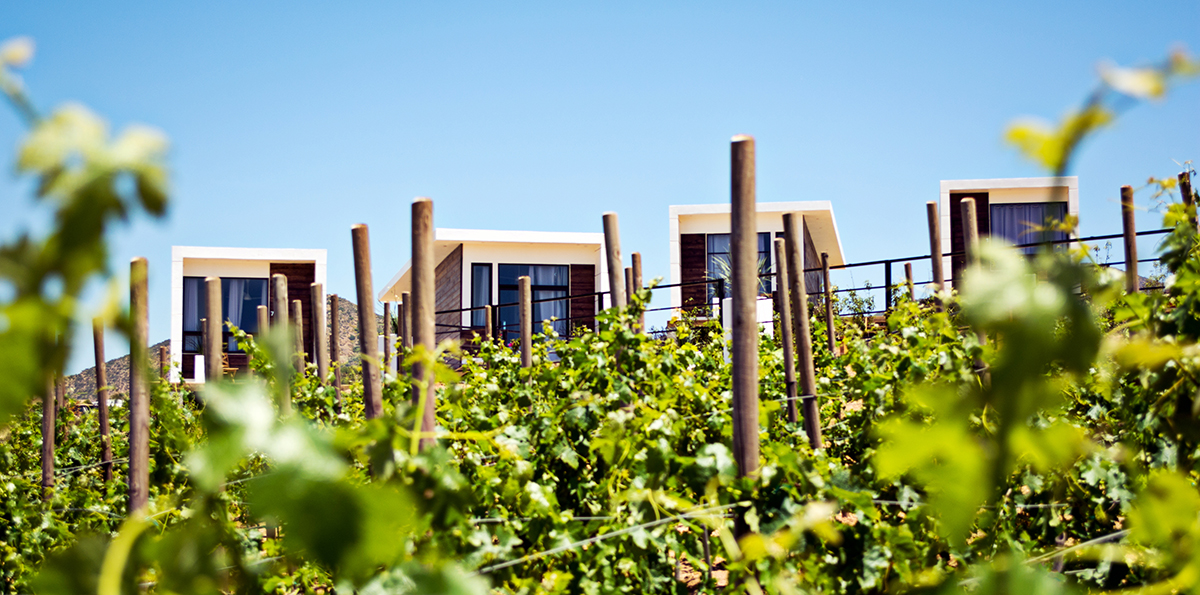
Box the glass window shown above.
[705,232,772,301]
[471,264,492,327]
[497,264,570,338]
[182,277,269,353]
[990,203,1069,255]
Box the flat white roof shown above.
[940,176,1078,192]
[172,246,326,262]
[668,200,837,217]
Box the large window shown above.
[182,277,269,353]
[471,263,492,327]
[497,264,569,337]
[706,232,772,301]
[990,202,1068,254]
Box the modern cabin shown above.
[377,229,609,342]
[667,201,845,315]
[170,246,327,383]
[938,177,1079,286]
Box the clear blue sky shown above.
[2,2,1197,374]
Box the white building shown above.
[169,246,327,382]
[377,229,608,342]
[938,177,1079,286]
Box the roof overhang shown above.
[669,200,845,266]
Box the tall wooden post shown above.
[158,345,167,379]
[926,201,944,305]
[93,319,112,483]
[56,375,65,410]
[730,135,760,485]
[1121,186,1138,293]
[624,267,635,327]
[1181,170,1197,231]
[822,252,835,354]
[351,224,383,419]
[482,305,493,340]
[290,299,304,373]
[329,294,342,399]
[962,198,980,267]
[41,376,54,499]
[311,283,329,383]
[784,214,822,450]
[272,274,289,330]
[632,251,645,330]
[884,262,893,314]
[383,302,393,375]
[256,305,269,343]
[411,199,437,449]
[519,276,532,367]
[205,277,223,383]
[774,239,799,423]
[400,291,412,349]
[905,262,915,301]
[128,257,149,514]
[602,212,625,309]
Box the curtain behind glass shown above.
[534,289,568,335]
[990,203,1068,255]
[471,264,491,327]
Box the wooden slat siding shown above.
[434,244,463,344]
[182,353,195,380]
[680,234,707,313]
[270,263,316,362]
[569,264,596,334]
[802,219,823,297]
[949,193,989,286]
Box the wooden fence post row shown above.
[411,198,437,451]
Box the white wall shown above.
[457,242,604,328]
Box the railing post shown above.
[822,252,834,354]
[926,201,944,309]
[774,239,799,424]
[205,277,223,383]
[411,198,437,450]
[352,224,383,419]
[883,262,892,315]
[128,257,149,515]
[784,213,822,450]
[730,135,760,500]
[1121,185,1138,293]
[311,283,329,383]
[93,318,112,483]
[603,212,625,310]
[519,276,532,367]
[905,262,914,301]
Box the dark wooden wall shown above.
[802,220,824,296]
[569,264,596,333]
[949,192,990,286]
[434,244,463,343]
[680,234,707,312]
[269,262,316,362]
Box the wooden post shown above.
[158,345,167,379]
[56,374,65,410]
[632,251,645,330]
[1181,170,1197,231]
[784,214,822,450]
[411,199,436,449]
[383,302,393,375]
[41,376,54,499]
[351,224,383,418]
[93,319,112,483]
[311,283,329,383]
[774,239,799,423]
[205,277,223,383]
[329,294,342,399]
[290,299,304,373]
[1121,185,1138,293]
[961,197,980,268]
[400,291,412,349]
[128,257,149,514]
[272,274,289,329]
[602,212,625,309]
[905,262,915,301]
[822,252,835,354]
[730,135,759,484]
[256,305,269,343]
[482,305,493,340]
[926,201,944,305]
[884,262,893,314]
[624,267,635,326]
[519,276,532,367]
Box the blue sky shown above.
[2,2,1197,374]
